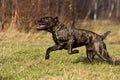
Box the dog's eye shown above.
[45,19,49,22]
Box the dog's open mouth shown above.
[36,23,46,29]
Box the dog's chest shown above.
[53,29,72,42]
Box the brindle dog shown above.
[35,16,116,65]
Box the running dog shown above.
[35,16,116,65]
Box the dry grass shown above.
[0,25,120,80]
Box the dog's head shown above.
[35,16,59,31]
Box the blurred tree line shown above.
[0,0,120,32]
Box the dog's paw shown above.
[91,61,96,65]
[73,50,79,54]
[69,50,79,55]
[111,57,117,66]
[45,55,50,60]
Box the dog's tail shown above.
[102,31,111,40]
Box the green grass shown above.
[0,25,120,80]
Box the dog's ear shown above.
[54,17,59,23]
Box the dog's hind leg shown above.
[94,41,116,65]
[101,42,116,65]
[103,49,116,66]
[86,50,96,64]
[86,45,95,64]
[94,41,108,61]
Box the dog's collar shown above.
[55,23,63,32]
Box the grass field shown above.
[0,25,120,80]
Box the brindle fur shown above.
[35,16,116,65]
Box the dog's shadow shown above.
[72,57,90,64]
[72,57,120,66]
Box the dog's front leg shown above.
[45,44,63,59]
[67,40,79,55]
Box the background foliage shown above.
[0,0,120,32]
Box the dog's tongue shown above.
[39,23,45,26]
[37,23,45,29]
[40,25,44,27]
[39,23,43,26]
